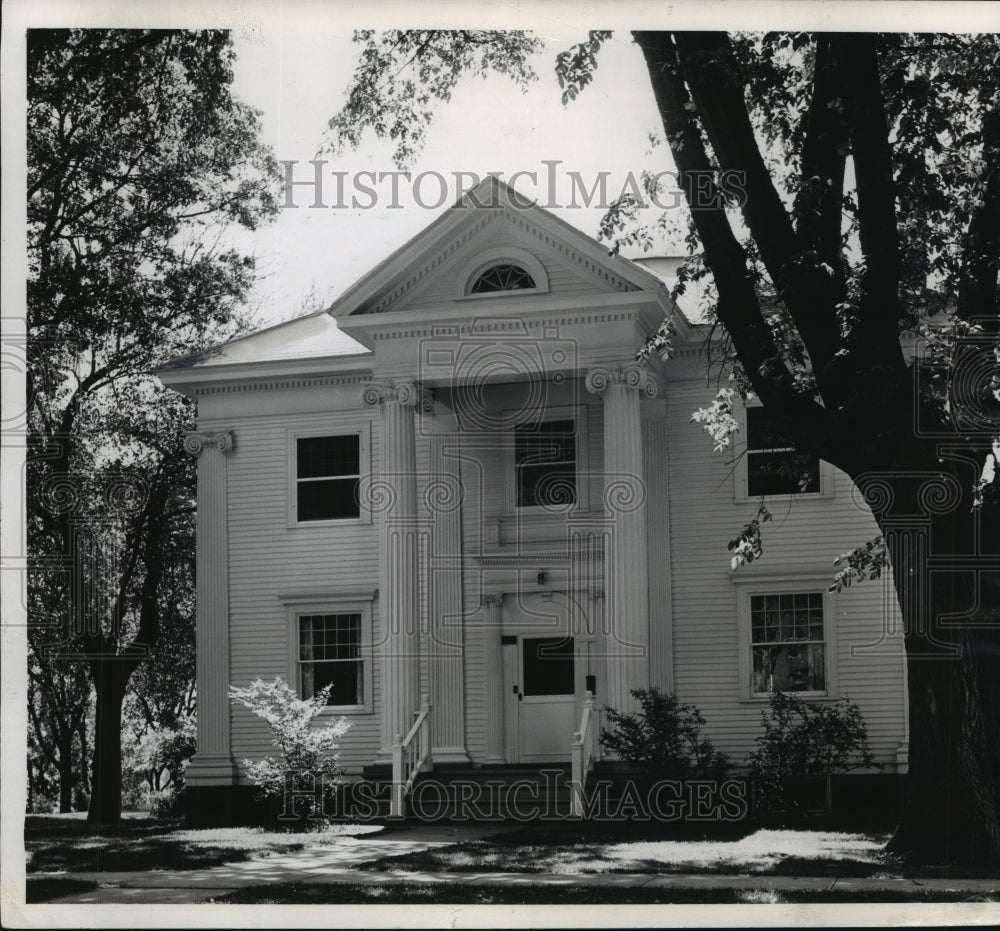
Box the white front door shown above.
[517,635,576,762]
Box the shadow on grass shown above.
[209,881,998,906]
[24,815,309,874]
[361,840,895,879]
[26,877,101,903]
[26,837,271,874]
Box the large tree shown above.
[324,29,1000,863]
[27,28,280,826]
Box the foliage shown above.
[690,387,742,453]
[228,677,351,822]
[600,688,730,781]
[745,692,877,812]
[323,30,543,167]
[126,713,196,791]
[727,500,773,570]
[26,27,280,824]
[555,31,613,105]
[829,535,889,593]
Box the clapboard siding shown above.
[664,379,905,764]
[208,398,382,775]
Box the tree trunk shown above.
[86,667,127,828]
[873,469,1000,864]
[58,735,75,813]
[891,628,1000,863]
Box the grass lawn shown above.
[360,825,998,880]
[24,813,383,874]
[25,877,101,903]
[208,881,998,905]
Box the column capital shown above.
[585,363,657,399]
[362,380,434,413]
[483,592,505,609]
[184,430,234,456]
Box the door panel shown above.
[518,636,576,762]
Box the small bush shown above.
[745,691,877,812]
[600,688,730,780]
[228,676,351,824]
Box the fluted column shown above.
[586,363,656,715]
[427,433,469,763]
[481,593,506,764]
[363,381,431,762]
[184,430,237,785]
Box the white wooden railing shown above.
[390,694,432,818]
[570,690,599,817]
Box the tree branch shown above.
[634,31,833,456]
[794,35,849,291]
[673,31,843,376]
[840,34,908,371]
[958,107,1000,325]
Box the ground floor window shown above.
[298,612,363,706]
[749,592,826,694]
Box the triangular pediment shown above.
[328,177,666,318]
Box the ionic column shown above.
[184,430,237,785]
[586,363,655,715]
[481,593,506,764]
[363,381,431,762]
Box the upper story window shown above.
[469,263,536,294]
[745,406,820,497]
[515,419,577,508]
[295,434,361,521]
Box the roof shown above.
[156,309,369,372]
[157,176,702,379]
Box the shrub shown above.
[228,676,351,824]
[600,688,730,780]
[127,716,197,793]
[744,691,878,813]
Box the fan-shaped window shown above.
[469,263,536,294]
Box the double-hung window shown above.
[282,594,374,713]
[298,612,364,706]
[514,419,577,508]
[749,591,826,695]
[294,433,361,522]
[745,406,820,497]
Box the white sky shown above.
[226,16,677,328]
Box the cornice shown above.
[342,292,665,346]
[192,372,372,397]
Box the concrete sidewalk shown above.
[31,867,1000,904]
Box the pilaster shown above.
[481,593,506,765]
[183,429,237,785]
